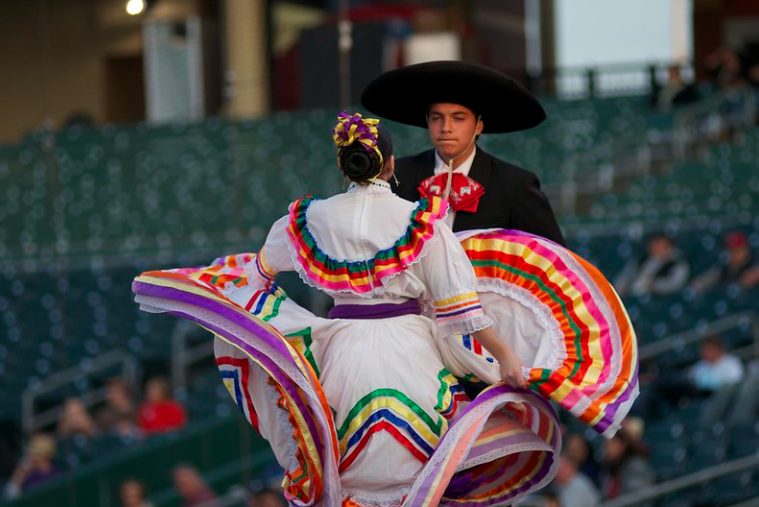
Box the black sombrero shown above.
[360,60,545,134]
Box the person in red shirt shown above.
[136,377,187,434]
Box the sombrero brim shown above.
[360,60,546,134]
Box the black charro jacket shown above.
[391,148,566,246]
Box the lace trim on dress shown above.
[346,180,393,195]
[243,251,276,290]
[436,312,494,339]
[475,278,567,371]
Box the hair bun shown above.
[339,144,381,182]
[343,152,372,178]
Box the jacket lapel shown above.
[416,150,436,184]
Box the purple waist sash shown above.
[327,300,422,320]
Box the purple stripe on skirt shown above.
[328,300,422,320]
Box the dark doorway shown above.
[105,55,145,124]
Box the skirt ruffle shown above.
[446,230,639,437]
[132,227,639,505]
[132,258,561,506]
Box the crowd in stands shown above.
[116,468,287,507]
[650,43,759,157]
[3,376,188,501]
[652,44,759,109]
[615,230,759,297]
[2,373,289,506]
[616,229,759,426]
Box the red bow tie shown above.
[418,172,485,213]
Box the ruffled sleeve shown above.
[244,215,294,289]
[420,223,493,337]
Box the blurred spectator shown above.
[652,64,699,111]
[563,433,600,487]
[111,414,143,440]
[615,233,690,297]
[137,377,188,435]
[620,416,645,443]
[249,487,287,507]
[552,453,600,507]
[3,434,62,500]
[173,464,218,507]
[703,47,748,91]
[543,490,561,507]
[599,429,654,501]
[120,478,154,507]
[57,398,98,440]
[640,335,745,419]
[702,46,757,138]
[96,378,137,434]
[690,335,745,393]
[690,231,759,292]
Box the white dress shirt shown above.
[433,147,477,229]
[689,354,745,391]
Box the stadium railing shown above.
[21,349,140,434]
[170,319,212,392]
[638,310,759,361]
[601,454,759,507]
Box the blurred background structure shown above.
[0,0,759,506]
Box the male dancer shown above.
[361,60,565,245]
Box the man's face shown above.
[700,342,722,363]
[648,237,672,259]
[173,469,200,497]
[426,103,483,161]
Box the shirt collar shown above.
[434,146,477,177]
[347,179,392,194]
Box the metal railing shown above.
[601,454,759,507]
[171,319,214,391]
[639,310,759,361]
[524,61,695,100]
[728,496,759,507]
[21,349,140,434]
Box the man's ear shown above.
[475,117,484,136]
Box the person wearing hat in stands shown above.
[361,60,565,246]
[690,230,759,292]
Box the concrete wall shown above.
[0,0,197,144]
